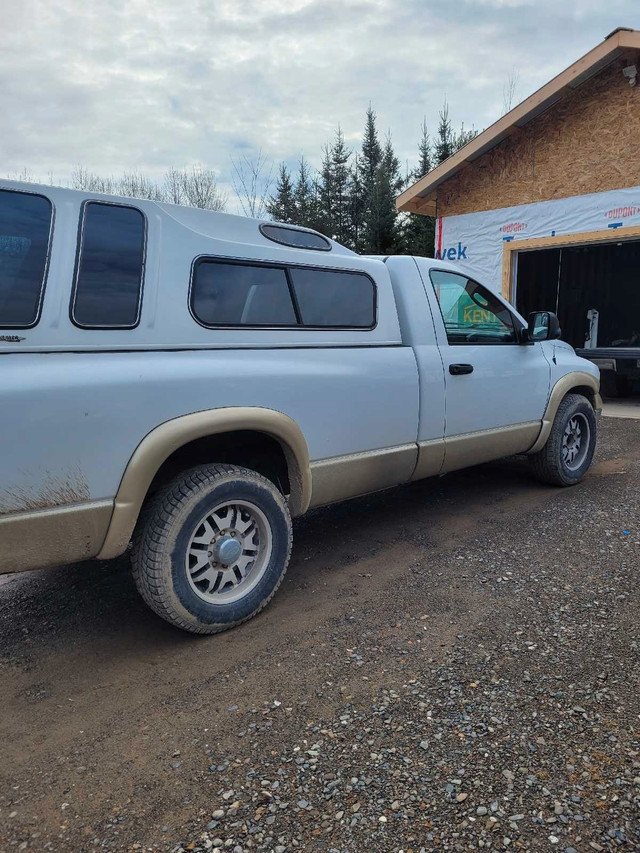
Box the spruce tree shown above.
[360,106,384,253]
[361,105,383,190]
[329,127,352,246]
[293,156,316,228]
[415,117,432,178]
[434,100,455,165]
[266,163,297,223]
[317,127,352,246]
[349,153,365,253]
[264,103,476,256]
[405,118,435,257]
[317,144,334,236]
[375,134,404,254]
[455,122,478,151]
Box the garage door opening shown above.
[515,238,640,397]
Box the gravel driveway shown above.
[1,418,638,853]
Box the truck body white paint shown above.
[0,179,600,581]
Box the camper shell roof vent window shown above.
[260,223,331,252]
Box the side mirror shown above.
[526,311,561,342]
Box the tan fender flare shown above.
[527,371,602,455]
[97,407,311,560]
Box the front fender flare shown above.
[527,371,602,455]
[97,407,311,560]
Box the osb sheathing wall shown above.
[437,58,640,218]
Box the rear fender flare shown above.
[97,407,311,560]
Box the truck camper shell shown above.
[0,179,402,353]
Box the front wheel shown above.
[131,464,292,634]
[529,393,597,486]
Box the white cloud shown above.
[0,0,636,208]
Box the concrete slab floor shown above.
[602,397,640,419]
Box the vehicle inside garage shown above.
[515,239,640,395]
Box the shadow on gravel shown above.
[0,454,543,661]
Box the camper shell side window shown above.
[190,257,377,330]
[71,201,146,329]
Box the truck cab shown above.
[383,255,600,475]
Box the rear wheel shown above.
[529,393,597,486]
[131,464,292,634]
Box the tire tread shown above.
[131,464,292,634]
[529,393,596,486]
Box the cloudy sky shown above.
[1,0,637,208]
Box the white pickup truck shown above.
[0,180,601,633]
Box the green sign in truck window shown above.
[430,269,515,344]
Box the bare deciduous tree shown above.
[117,172,164,201]
[66,164,227,211]
[5,167,37,183]
[503,67,520,114]
[231,149,274,219]
[178,165,228,211]
[70,166,115,194]
[163,167,184,205]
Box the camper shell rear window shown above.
[0,188,53,328]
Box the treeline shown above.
[69,165,228,211]
[267,103,476,256]
[8,101,476,257]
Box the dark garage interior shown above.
[515,239,640,397]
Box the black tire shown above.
[131,464,292,634]
[529,393,597,486]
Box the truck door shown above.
[416,263,551,471]
[383,256,447,479]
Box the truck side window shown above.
[191,260,297,326]
[430,269,515,344]
[0,189,52,328]
[191,260,376,329]
[72,202,145,328]
[289,267,375,328]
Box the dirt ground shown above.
[1,418,638,853]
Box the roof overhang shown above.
[397,27,640,216]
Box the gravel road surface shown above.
[1,418,638,853]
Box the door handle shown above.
[449,363,474,375]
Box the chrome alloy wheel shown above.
[185,500,273,604]
[562,413,590,471]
